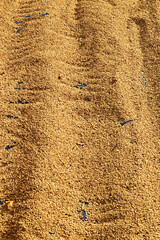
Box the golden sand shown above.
[0,0,159,239]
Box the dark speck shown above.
[17,99,29,104]
[6,115,18,119]
[120,120,133,126]
[81,83,87,88]
[82,210,86,221]
[18,99,23,104]
[74,83,87,89]
[0,201,6,206]
[15,21,23,24]
[41,13,49,17]
[25,15,33,18]
[6,115,13,118]
[5,145,15,151]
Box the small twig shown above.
[5,201,14,210]
[16,26,26,34]
[76,142,85,146]
[111,144,117,151]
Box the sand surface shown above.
[0,0,160,239]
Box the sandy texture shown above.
[0,0,160,239]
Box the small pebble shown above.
[6,201,14,210]
[76,142,84,146]
[84,96,92,101]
